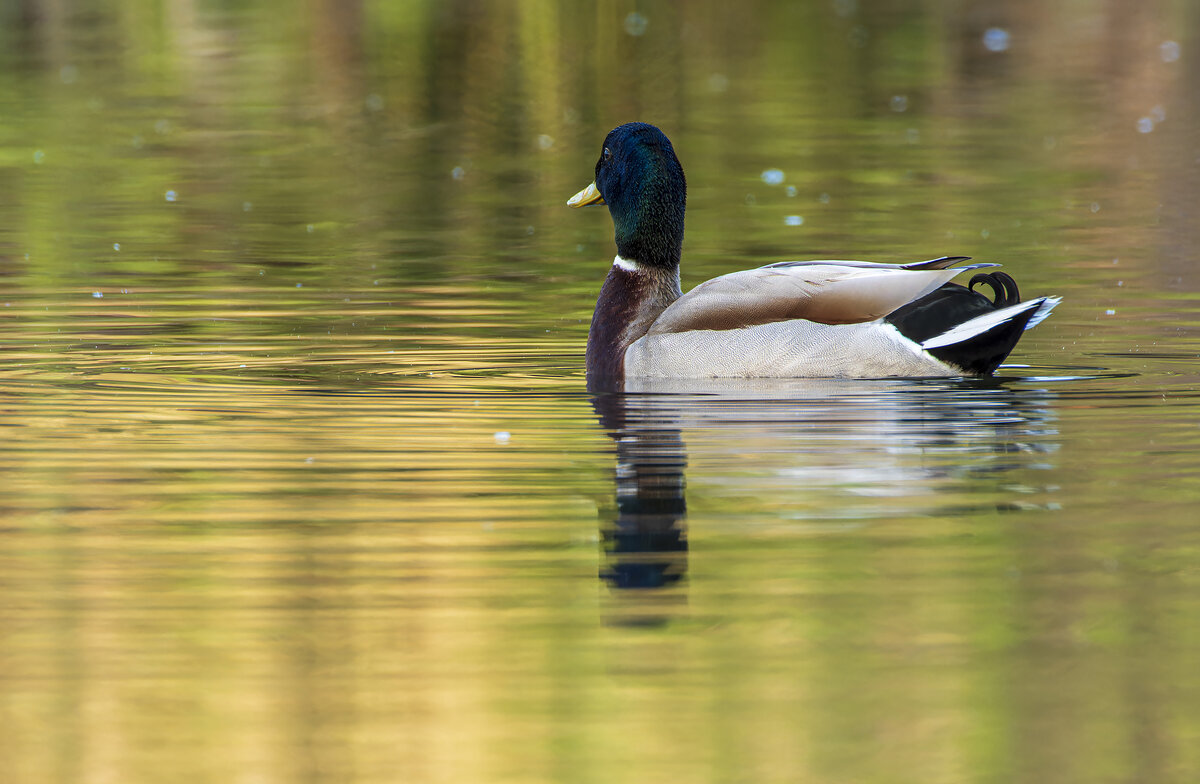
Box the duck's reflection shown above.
[592,376,1068,599]
[592,393,689,589]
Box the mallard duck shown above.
[568,123,1060,389]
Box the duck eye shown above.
[603,147,612,162]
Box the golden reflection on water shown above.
[3,0,1200,781]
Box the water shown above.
[2,2,1199,782]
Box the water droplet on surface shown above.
[890,95,908,112]
[983,28,1010,52]
[1161,40,1180,63]
[1090,202,1100,213]
[306,224,314,233]
[113,243,120,251]
[451,166,465,180]
[32,150,45,164]
[537,134,554,150]
[296,283,303,288]
[623,12,648,36]
[1106,309,1116,316]
[761,168,785,185]
[819,192,831,204]
[165,190,177,202]
[92,292,103,298]
[494,431,512,444]
[785,185,797,197]
[243,201,253,212]
[1137,117,1155,133]
[784,215,805,226]
[980,229,990,239]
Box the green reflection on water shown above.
[2,1,1200,783]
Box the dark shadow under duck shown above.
[569,122,1060,391]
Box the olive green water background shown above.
[2,1,1200,782]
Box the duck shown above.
[568,122,1060,389]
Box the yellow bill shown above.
[567,182,605,208]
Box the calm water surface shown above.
[2,2,1199,783]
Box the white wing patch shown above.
[921,297,1061,350]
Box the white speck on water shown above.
[537,134,555,150]
[980,229,990,239]
[33,150,45,164]
[1151,105,1166,123]
[165,189,177,202]
[154,118,171,135]
[1113,257,1120,264]
[243,201,253,212]
[784,215,805,226]
[1137,116,1155,133]
[623,12,648,36]
[707,73,729,93]
[526,225,535,235]
[494,431,512,444]
[365,93,384,112]
[60,64,78,84]
[1117,280,1124,286]
[92,291,103,298]
[451,166,465,180]
[744,193,757,205]
[1090,202,1101,213]
[906,128,920,144]
[785,185,797,197]
[113,243,120,251]
[1161,40,1180,63]
[306,224,314,233]
[240,364,246,368]
[576,244,585,252]
[259,269,265,275]
[819,192,831,204]
[373,280,379,285]
[983,27,1010,52]
[890,95,908,112]
[1106,309,1116,315]
[761,168,785,185]
[296,283,302,288]
[131,135,143,149]
[304,457,315,464]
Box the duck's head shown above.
[568,122,686,270]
